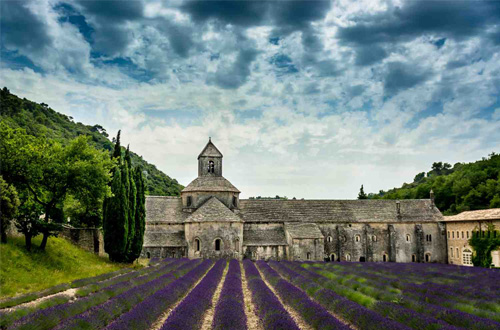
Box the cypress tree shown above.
[103,167,129,262]
[130,166,146,261]
[113,130,122,160]
[124,145,136,261]
[358,185,368,199]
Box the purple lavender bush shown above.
[105,259,213,330]
[212,259,247,330]
[161,259,226,330]
[243,259,300,330]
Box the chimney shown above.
[396,200,401,219]
[430,189,435,206]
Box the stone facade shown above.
[443,209,500,267]
[60,225,105,256]
[142,139,447,263]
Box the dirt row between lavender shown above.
[149,262,216,330]
[240,262,264,330]
[254,263,313,330]
[200,262,229,329]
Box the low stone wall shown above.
[59,225,105,256]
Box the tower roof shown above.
[182,176,240,193]
[198,138,223,159]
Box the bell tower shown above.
[198,137,223,177]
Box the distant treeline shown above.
[367,154,500,215]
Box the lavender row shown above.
[55,259,196,330]
[300,263,500,330]
[161,259,226,330]
[9,259,188,330]
[257,261,350,330]
[243,259,300,330]
[212,260,247,330]
[281,262,411,330]
[106,259,213,330]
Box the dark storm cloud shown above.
[75,0,144,56]
[384,62,431,96]
[209,48,259,89]
[0,1,52,52]
[181,1,269,27]
[355,45,387,66]
[339,1,500,65]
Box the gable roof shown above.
[146,196,187,223]
[182,176,240,193]
[285,222,323,239]
[198,139,223,159]
[185,197,242,223]
[238,199,442,223]
[443,208,500,222]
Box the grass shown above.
[0,235,130,299]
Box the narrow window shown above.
[461,231,464,239]
[429,234,432,242]
[215,238,221,251]
[456,248,459,258]
[187,196,192,207]
[456,231,459,238]
[372,235,377,242]
[448,231,450,238]
[412,255,416,262]
[450,247,454,257]
[452,232,454,239]
[307,252,311,260]
[232,196,237,207]
[355,235,360,242]
[467,231,469,239]
[195,238,200,252]
[327,236,332,242]
[406,234,411,242]
[208,160,215,173]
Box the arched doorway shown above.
[215,238,221,251]
[425,253,431,263]
[194,238,201,252]
[359,256,366,262]
[307,252,311,260]
[330,253,336,262]
[383,254,388,262]
[146,252,151,259]
[412,254,416,262]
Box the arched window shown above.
[330,253,336,262]
[215,238,221,251]
[457,231,460,238]
[428,234,432,242]
[452,231,454,239]
[146,252,151,259]
[208,160,215,173]
[345,253,351,261]
[450,247,454,257]
[187,196,192,207]
[467,231,469,239]
[327,236,333,242]
[307,252,311,260]
[412,254,416,262]
[406,234,411,242]
[456,248,459,259]
[195,238,201,252]
[383,254,388,262]
[235,238,239,252]
[355,235,360,242]
[232,196,237,207]
[425,253,431,262]
[461,231,464,239]
[448,231,450,238]
[372,235,377,242]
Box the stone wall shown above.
[59,225,105,256]
[141,246,186,259]
[185,221,243,259]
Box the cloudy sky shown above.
[1,0,499,199]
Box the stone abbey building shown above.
[142,139,447,262]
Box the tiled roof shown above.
[143,231,186,247]
[198,139,223,159]
[145,196,187,223]
[185,197,242,223]
[243,227,287,246]
[238,199,442,223]
[443,208,500,222]
[182,176,240,193]
[285,222,323,239]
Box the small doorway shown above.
[215,238,221,251]
[330,253,336,262]
[307,252,311,260]
[425,253,431,263]
[195,238,200,252]
[383,254,387,262]
[146,252,151,259]
[359,256,366,262]
[412,254,416,262]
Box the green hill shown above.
[0,235,129,298]
[0,87,183,196]
[369,153,500,215]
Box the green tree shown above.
[358,185,368,199]
[469,224,500,268]
[0,175,20,243]
[103,166,129,262]
[15,196,42,251]
[129,166,146,261]
[413,172,425,183]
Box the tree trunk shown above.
[39,232,48,250]
[26,234,32,251]
[1,229,7,243]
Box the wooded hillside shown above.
[0,87,183,196]
[369,154,500,215]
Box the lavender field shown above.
[1,259,499,330]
